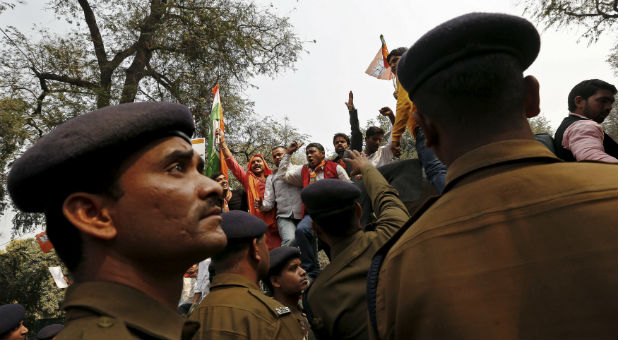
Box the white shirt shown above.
[194,258,211,302]
[260,168,304,219]
[366,129,394,168]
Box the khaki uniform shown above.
[190,273,306,339]
[57,281,198,340]
[369,140,618,339]
[304,165,410,339]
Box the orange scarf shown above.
[308,160,327,184]
[246,154,280,249]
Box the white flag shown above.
[48,266,68,288]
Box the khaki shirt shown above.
[190,273,306,339]
[57,281,198,340]
[305,165,410,339]
[371,139,618,339]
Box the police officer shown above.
[367,12,618,339]
[7,102,228,339]
[266,247,311,339]
[0,304,28,340]
[190,211,306,339]
[301,151,409,339]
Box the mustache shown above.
[199,195,224,217]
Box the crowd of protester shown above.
[2,12,617,340]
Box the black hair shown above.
[306,142,325,153]
[567,79,617,112]
[413,53,526,129]
[365,126,385,138]
[209,172,224,180]
[45,158,124,273]
[387,47,407,63]
[312,205,358,237]
[271,145,286,152]
[211,234,264,272]
[332,133,350,145]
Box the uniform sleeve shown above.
[563,120,618,163]
[336,164,352,182]
[361,164,410,245]
[225,156,251,188]
[261,176,275,212]
[349,108,363,152]
[279,154,304,187]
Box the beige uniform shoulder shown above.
[56,315,141,340]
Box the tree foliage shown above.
[0,0,305,235]
[528,114,555,135]
[521,0,618,71]
[0,239,67,332]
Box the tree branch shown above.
[37,72,99,89]
[77,0,108,69]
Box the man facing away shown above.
[278,141,351,280]
[7,103,228,339]
[190,211,306,340]
[554,79,618,163]
[256,146,303,247]
[367,13,618,339]
[301,151,409,339]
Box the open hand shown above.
[344,150,372,174]
[345,91,355,111]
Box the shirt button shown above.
[97,316,114,328]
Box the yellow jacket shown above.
[392,79,419,142]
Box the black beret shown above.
[8,102,195,213]
[221,211,267,242]
[301,179,360,218]
[36,324,63,340]
[268,246,301,278]
[0,304,24,334]
[397,12,540,98]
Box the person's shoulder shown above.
[57,315,140,340]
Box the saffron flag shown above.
[35,231,53,253]
[365,34,394,80]
[205,84,228,178]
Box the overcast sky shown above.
[1,0,617,246]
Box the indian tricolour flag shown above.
[205,84,228,178]
[365,34,394,80]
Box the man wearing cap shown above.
[190,211,306,340]
[266,247,311,339]
[367,13,618,339]
[7,102,228,339]
[301,150,410,339]
[0,304,28,340]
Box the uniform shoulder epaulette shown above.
[247,289,291,318]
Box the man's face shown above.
[306,147,325,169]
[214,174,229,191]
[333,136,348,154]
[365,134,384,155]
[250,157,265,176]
[388,56,402,74]
[581,89,615,123]
[109,136,227,264]
[271,147,286,167]
[5,321,28,340]
[272,258,308,296]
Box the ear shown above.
[524,75,541,118]
[63,193,117,240]
[413,108,438,148]
[355,202,362,219]
[311,221,322,239]
[270,275,281,289]
[252,237,263,262]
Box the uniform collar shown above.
[62,281,192,339]
[209,273,260,291]
[444,139,561,193]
